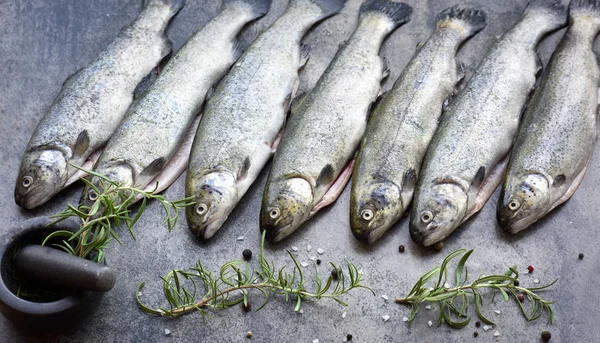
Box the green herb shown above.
[42,165,194,263]
[395,249,556,328]
[136,232,374,317]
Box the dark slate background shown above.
[1,0,598,342]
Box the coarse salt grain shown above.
[381,295,389,300]
[534,279,540,284]
[425,305,432,310]
[402,316,408,322]
[428,321,433,327]
[494,310,501,314]
[309,256,315,261]
[300,262,309,268]
[383,315,390,322]
[494,331,500,337]
[292,246,298,252]
[483,325,492,332]
[137,291,143,297]
[317,248,325,255]
[164,329,170,335]
[237,236,244,241]
[299,309,304,314]
[313,339,319,343]
[444,282,450,289]
[342,312,347,318]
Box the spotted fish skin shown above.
[498,0,600,233]
[260,0,413,242]
[350,6,487,245]
[185,0,345,240]
[14,0,184,209]
[80,0,271,209]
[409,0,567,247]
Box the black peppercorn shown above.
[513,280,519,287]
[242,249,252,261]
[579,253,584,260]
[346,334,353,341]
[475,321,480,328]
[473,332,478,338]
[331,268,339,280]
[316,259,321,265]
[398,245,405,253]
[541,330,551,341]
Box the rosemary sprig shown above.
[136,232,374,317]
[395,249,557,328]
[42,165,194,263]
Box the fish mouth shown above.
[498,214,538,234]
[351,221,392,245]
[15,190,53,210]
[262,216,296,242]
[410,222,449,247]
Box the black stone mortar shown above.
[0,217,105,332]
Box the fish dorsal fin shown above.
[316,164,335,188]
[553,174,566,188]
[73,130,90,158]
[402,168,417,192]
[467,166,485,209]
[140,157,167,179]
[300,44,311,67]
[238,156,251,181]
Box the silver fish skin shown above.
[498,0,600,234]
[350,6,487,245]
[185,0,346,240]
[260,0,413,242]
[14,0,184,209]
[409,0,567,247]
[81,0,271,207]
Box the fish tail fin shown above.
[292,0,347,20]
[143,0,185,17]
[359,0,413,29]
[437,6,487,39]
[524,0,567,31]
[224,0,272,20]
[570,0,600,29]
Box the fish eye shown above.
[21,176,33,188]
[88,189,99,201]
[268,207,280,219]
[196,203,208,215]
[508,199,521,211]
[361,209,374,221]
[421,211,434,224]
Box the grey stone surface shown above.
[0,0,597,342]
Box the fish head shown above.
[186,171,238,240]
[350,180,403,244]
[80,162,135,210]
[410,182,468,247]
[260,177,313,242]
[15,149,68,209]
[497,172,550,233]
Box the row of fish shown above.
[15,0,600,248]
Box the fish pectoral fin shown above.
[232,39,244,61]
[402,168,417,192]
[382,57,390,80]
[73,130,90,159]
[465,157,509,220]
[552,174,566,188]
[238,156,251,182]
[65,148,104,187]
[139,114,202,200]
[550,166,588,212]
[271,128,283,153]
[139,157,167,183]
[310,159,355,217]
[457,61,466,83]
[300,44,311,68]
[466,166,486,218]
[316,164,335,188]
[289,92,308,118]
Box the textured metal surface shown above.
[0,1,598,342]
